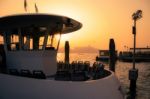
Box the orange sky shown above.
[0,0,150,51]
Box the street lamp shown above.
[129,10,142,93]
[132,10,142,21]
[132,10,142,69]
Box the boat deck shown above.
[0,61,112,81]
[0,69,111,82]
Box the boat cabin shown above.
[0,14,82,77]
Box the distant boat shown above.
[96,50,109,61]
[96,50,118,62]
[119,47,150,62]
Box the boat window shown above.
[21,27,45,51]
[5,29,32,51]
[45,35,58,50]
[0,35,4,44]
[23,36,33,50]
[39,36,44,50]
[5,27,61,51]
[6,31,19,51]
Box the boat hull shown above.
[96,56,109,62]
[0,73,124,99]
[119,56,150,62]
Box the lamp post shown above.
[129,10,142,93]
[132,10,142,69]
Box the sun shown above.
[61,34,72,41]
[55,34,72,42]
[55,33,73,48]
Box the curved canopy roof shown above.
[0,14,82,35]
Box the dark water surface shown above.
[57,53,150,99]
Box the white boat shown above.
[119,48,150,62]
[96,50,118,62]
[96,50,110,61]
[0,14,124,99]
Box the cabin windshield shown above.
[4,27,61,51]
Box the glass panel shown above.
[21,26,46,51]
[39,36,44,50]
[10,35,19,51]
[6,30,20,51]
[23,36,31,50]
[0,35,4,44]
[45,34,60,50]
[11,35,19,43]
[4,27,61,51]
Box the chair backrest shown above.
[9,69,19,76]
[20,69,32,77]
[33,70,46,79]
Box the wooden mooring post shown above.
[109,38,117,72]
[65,41,70,64]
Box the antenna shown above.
[24,0,27,12]
[24,0,39,13]
[35,3,39,13]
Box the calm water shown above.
[57,53,150,99]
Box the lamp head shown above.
[132,10,142,21]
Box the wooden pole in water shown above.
[109,38,117,72]
[65,41,70,64]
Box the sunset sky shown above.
[0,0,150,51]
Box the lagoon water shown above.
[57,53,150,99]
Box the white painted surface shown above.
[6,50,57,76]
[0,73,124,99]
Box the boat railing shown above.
[56,61,109,81]
[6,61,110,81]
